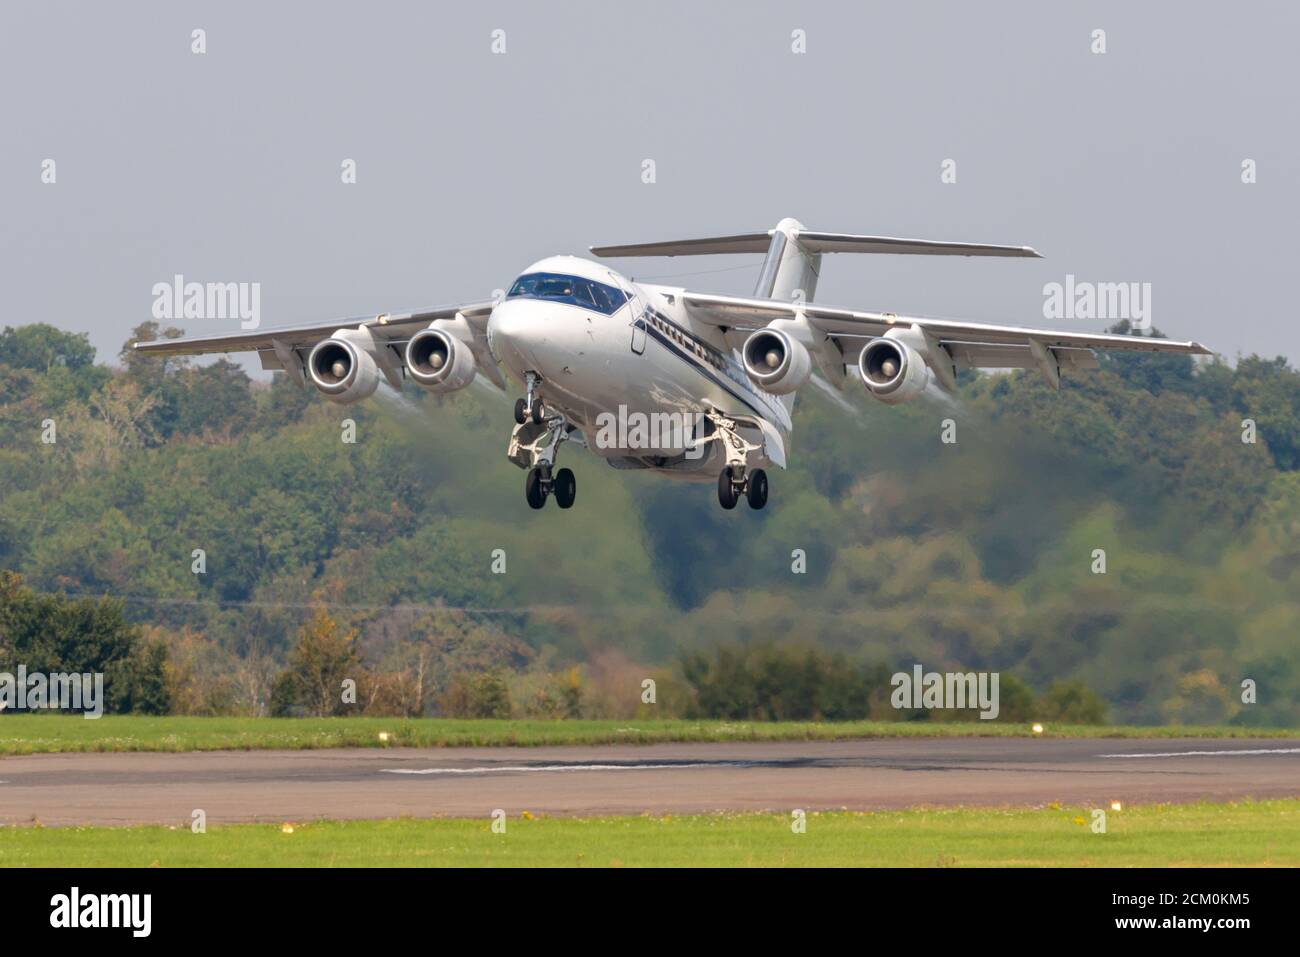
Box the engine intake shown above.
[307,335,380,404]
[858,337,928,405]
[405,327,476,393]
[742,328,811,395]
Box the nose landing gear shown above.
[509,388,583,510]
[514,372,546,425]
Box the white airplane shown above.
[135,217,1210,511]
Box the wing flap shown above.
[946,342,1100,370]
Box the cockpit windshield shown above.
[506,272,629,316]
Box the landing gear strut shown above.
[514,372,545,425]
[703,412,769,511]
[508,392,583,510]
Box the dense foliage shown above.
[1,321,1297,724]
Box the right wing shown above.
[133,300,506,390]
[682,291,1210,388]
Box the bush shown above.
[1038,680,1107,724]
[439,671,512,718]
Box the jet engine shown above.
[858,335,930,405]
[307,332,380,404]
[742,328,812,395]
[404,327,476,393]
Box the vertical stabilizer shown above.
[753,218,821,303]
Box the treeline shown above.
[679,643,1105,723]
[1,321,1299,724]
[0,572,168,714]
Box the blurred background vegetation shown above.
[1,320,1298,725]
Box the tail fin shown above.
[591,217,1042,303]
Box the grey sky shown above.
[3,1,1296,368]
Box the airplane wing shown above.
[132,301,506,390]
[682,291,1211,388]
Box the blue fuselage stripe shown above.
[638,317,782,422]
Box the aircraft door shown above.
[615,274,647,355]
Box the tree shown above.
[0,571,169,714]
[1098,321,1195,396]
[0,324,95,373]
[120,321,185,377]
[1231,356,1300,471]
[270,608,364,717]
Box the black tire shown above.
[525,467,547,509]
[530,397,545,424]
[514,398,527,425]
[717,467,739,510]
[554,468,576,509]
[746,468,768,510]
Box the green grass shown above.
[2,801,1296,867]
[0,714,1294,754]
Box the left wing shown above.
[683,291,1210,388]
[133,300,506,390]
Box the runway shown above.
[1,738,1297,826]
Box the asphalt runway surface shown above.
[1,738,1297,826]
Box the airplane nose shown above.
[487,299,542,371]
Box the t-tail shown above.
[591,216,1041,304]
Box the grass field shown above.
[0,715,1294,754]
[1,801,1295,867]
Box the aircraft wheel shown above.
[554,468,576,509]
[530,397,545,424]
[525,467,548,509]
[514,398,528,425]
[717,467,739,510]
[746,469,768,510]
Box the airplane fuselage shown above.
[487,255,789,478]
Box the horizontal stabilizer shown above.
[591,226,1040,259]
[590,233,771,258]
[793,231,1041,258]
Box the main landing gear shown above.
[718,465,767,510]
[705,411,769,511]
[526,465,576,509]
[508,373,582,510]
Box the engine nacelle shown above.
[404,327,476,393]
[742,328,812,395]
[307,332,380,404]
[858,335,929,405]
